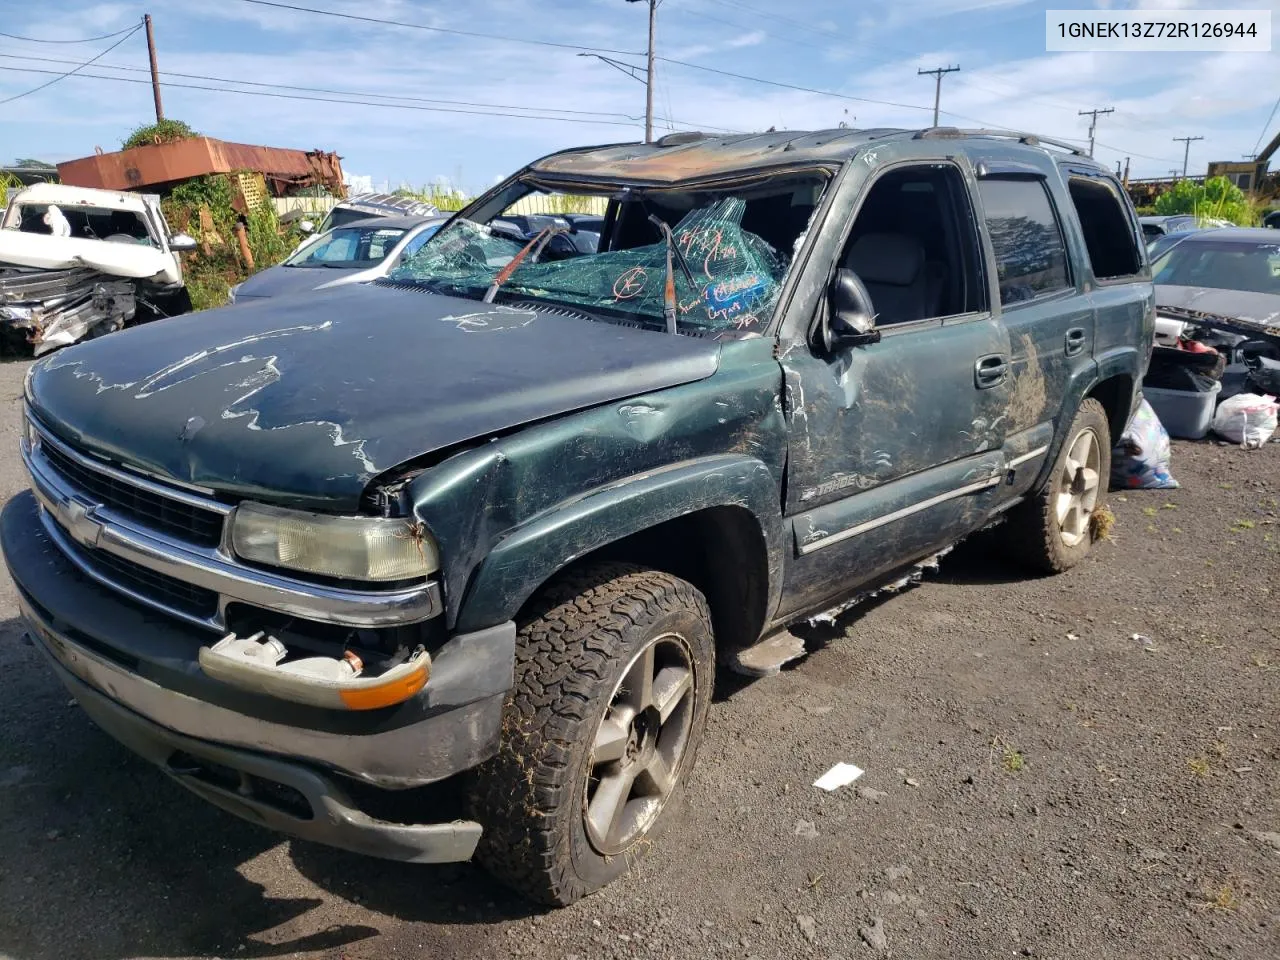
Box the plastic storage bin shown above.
[1142,382,1222,440]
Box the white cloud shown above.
[2,0,1275,184]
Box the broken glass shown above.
[389,196,791,338]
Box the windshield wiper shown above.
[647,214,697,335]
[482,224,569,304]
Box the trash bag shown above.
[1211,393,1279,448]
[1110,398,1179,489]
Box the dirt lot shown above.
[0,353,1276,960]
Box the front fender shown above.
[453,455,785,633]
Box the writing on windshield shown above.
[389,188,819,337]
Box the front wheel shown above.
[999,398,1112,574]
[467,563,715,905]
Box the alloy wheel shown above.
[583,633,696,856]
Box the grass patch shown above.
[1142,506,1158,517]
[1232,519,1256,530]
[990,736,1025,773]
[1187,756,1210,777]
[1090,504,1116,542]
[1199,884,1241,912]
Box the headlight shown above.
[231,502,439,582]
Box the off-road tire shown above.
[467,562,715,905]
[1000,398,1112,574]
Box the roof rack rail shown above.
[914,127,1087,157]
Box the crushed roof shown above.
[531,129,913,183]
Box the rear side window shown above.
[978,179,1070,305]
[1068,176,1142,279]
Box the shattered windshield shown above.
[387,176,826,337]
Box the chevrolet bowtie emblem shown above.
[63,498,104,548]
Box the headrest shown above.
[846,233,925,286]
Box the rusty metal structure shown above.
[57,138,346,198]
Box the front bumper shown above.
[41,639,482,864]
[2,490,517,862]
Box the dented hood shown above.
[27,283,721,510]
[0,230,177,283]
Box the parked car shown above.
[316,192,439,232]
[1140,214,1199,240]
[1146,226,1204,261]
[289,193,442,256]
[0,183,195,353]
[230,215,447,302]
[3,127,1152,906]
[1263,209,1280,229]
[1151,226,1280,341]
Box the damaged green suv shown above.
[2,128,1153,905]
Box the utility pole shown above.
[918,65,960,127]
[144,13,163,122]
[1078,106,1113,157]
[1173,135,1204,178]
[1122,156,1130,188]
[626,0,657,143]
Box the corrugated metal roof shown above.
[56,138,344,196]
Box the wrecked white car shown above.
[0,183,196,355]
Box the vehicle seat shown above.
[844,232,942,324]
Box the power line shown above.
[1251,92,1280,158]
[704,0,833,38]
[0,24,140,44]
[231,0,643,56]
[0,62,736,132]
[1093,139,1181,165]
[0,65,645,126]
[657,55,934,112]
[670,4,826,51]
[0,50,742,132]
[0,22,141,105]
[0,51,640,119]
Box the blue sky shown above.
[2,0,1277,191]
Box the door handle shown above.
[1065,327,1087,357]
[974,354,1008,389]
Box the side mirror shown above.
[168,233,197,253]
[298,219,316,234]
[822,268,880,351]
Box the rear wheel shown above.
[999,398,1111,574]
[467,563,714,905]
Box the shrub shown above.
[1152,176,1261,226]
[122,119,198,150]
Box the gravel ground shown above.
[0,354,1276,960]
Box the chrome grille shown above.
[38,436,224,547]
